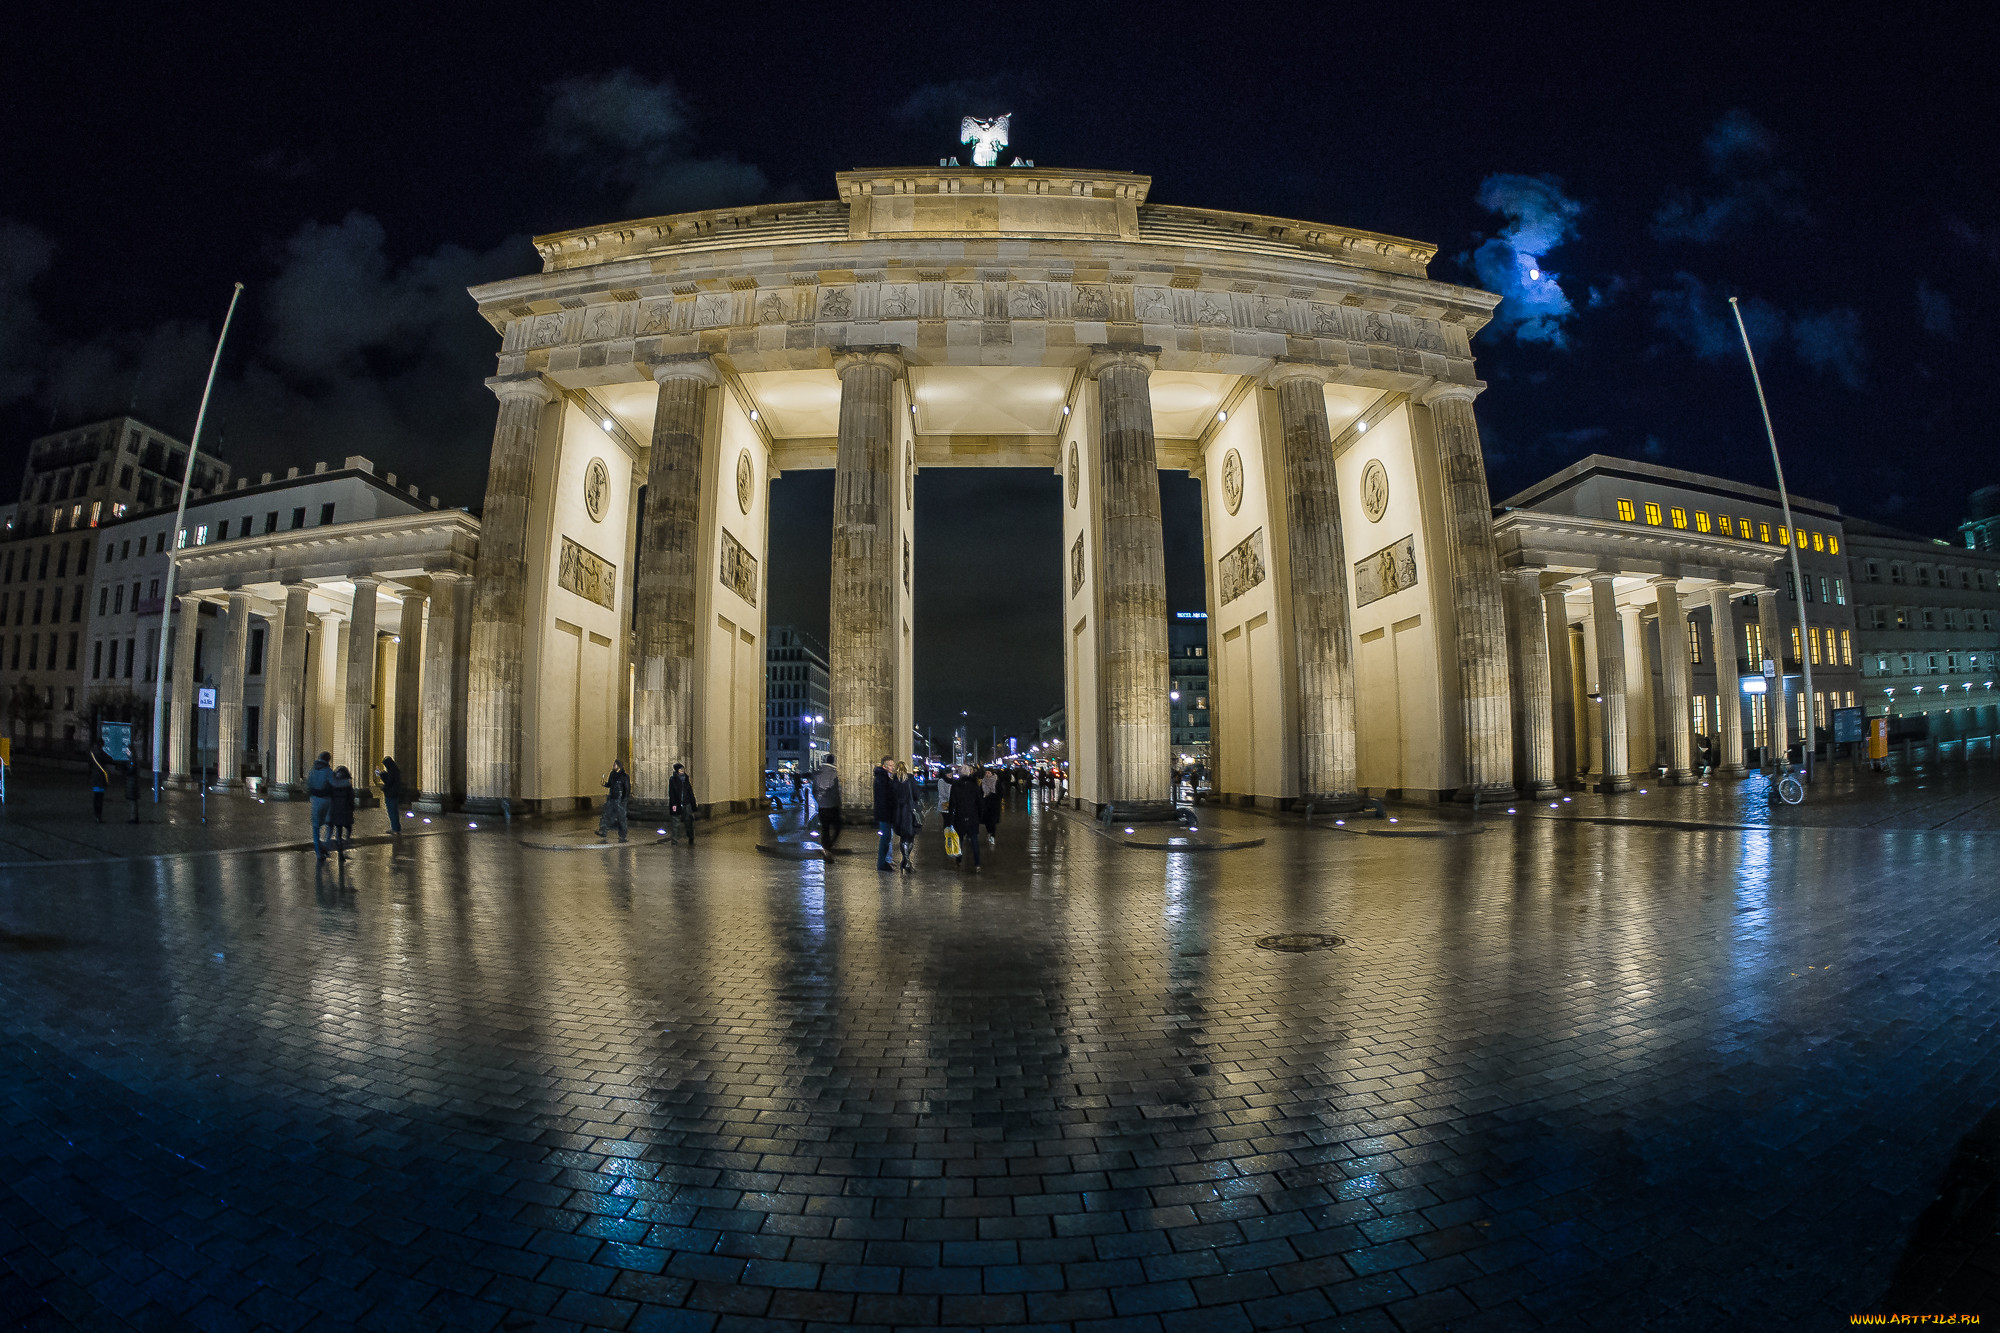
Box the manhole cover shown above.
[1256,932,1345,952]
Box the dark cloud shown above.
[1471,173,1584,345]
[1789,308,1866,389]
[1651,272,1781,361]
[0,221,55,407]
[1917,280,1954,335]
[541,69,770,218]
[1652,109,1810,243]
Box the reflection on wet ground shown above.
[2,793,1997,1329]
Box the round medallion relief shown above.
[1067,443,1079,508]
[1360,458,1390,523]
[582,457,609,522]
[735,449,754,514]
[1221,448,1244,515]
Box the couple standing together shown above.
[867,758,1000,873]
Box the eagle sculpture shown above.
[960,114,1011,168]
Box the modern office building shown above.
[764,626,829,774]
[1169,611,1210,764]
[1845,516,2000,741]
[1960,486,2000,553]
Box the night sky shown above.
[4,4,1994,741]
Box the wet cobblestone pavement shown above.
[4,792,1999,1330]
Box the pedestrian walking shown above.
[123,760,141,824]
[980,766,1001,846]
[375,755,403,834]
[891,761,921,872]
[668,762,698,845]
[306,752,335,860]
[598,760,630,842]
[812,755,842,849]
[89,749,109,822]
[947,765,983,872]
[327,765,356,862]
[874,753,896,870]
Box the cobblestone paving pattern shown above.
[3,797,1998,1330]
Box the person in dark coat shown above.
[979,766,1001,846]
[947,765,983,872]
[811,756,842,849]
[123,760,142,824]
[873,754,896,870]
[667,763,698,845]
[376,755,404,834]
[306,752,335,860]
[598,760,630,842]
[327,766,356,862]
[890,761,921,872]
[89,749,110,822]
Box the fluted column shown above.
[168,594,202,781]
[466,374,556,809]
[212,592,250,787]
[1589,573,1631,792]
[271,583,310,796]
[1757,590,1788,765]
[1505,569,1558,795]
[393,590,424,778]
[416,573,465,810]
[1090,344,1172,816]
[344,577,379,799]
[1654,579,1695,782]
[1543,586,1577,786]
[1270,361,1358,806]
[829,346,902,811]
[632,357,717,813]
[1709,586,1745,774]
[1416,383,1513,796]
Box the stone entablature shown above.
[171,510,480,589]
[1493,511,1784,590]
[476,167,1495,389]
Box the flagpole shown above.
[149,282,243,800]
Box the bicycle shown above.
[1773,759,1805,806]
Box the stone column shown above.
[1709,587,1745,774]
[416,572,465,811]
[344,577,380,799]
[1654,579,1695,782]
[214,593,251,787]
[1505,569,1558,795]
[1621,605,1651,775]
[270,583,310,797]
[1543,586,1577,786]
[466,374,556,810]
[1270,361,1359,806]
[828,346,903,812]
[1589,573,1631,792]
[1757,590,1788,766]
[1416,383,1513,796]
[168,594,202,782]
[632,357,717,813]
[1090,344,1172,817]
[393,591,424,780]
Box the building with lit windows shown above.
[764,626,830,774]
[1845,516,2000,742]
[1961,486,2000,553]
[1496,455,1861,789]
[1169,611,1210,766]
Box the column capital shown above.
[1262,358,1332,390]
[652,354,721,388]
[832,345,906,379]
[1086,343,1160,378]
[1586,570,1620,587]
[1648,575,1686,592]
[427,569,468,587]
[485,373,555,406]
[1417,378,1484,406]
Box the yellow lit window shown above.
[1670,506,1688,529]
[1759,522,1772,543]
[1616,498,1635,522]
[1828,535,1840,555]
[1742,516,1755,539]
[1717,514,1733,536]
[1694,511,1712,533]
[1644,501,1663,526]
[1809,630,1820,665]
[1811,532,1825,552]
[1841,629,1852,665]
[1746,623,1763,662]
[1790,626,1802,661]
[1779,526,1791,546]
[1796,527,1808,547]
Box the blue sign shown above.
[99,722,132,763]
[197,687,217,710]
